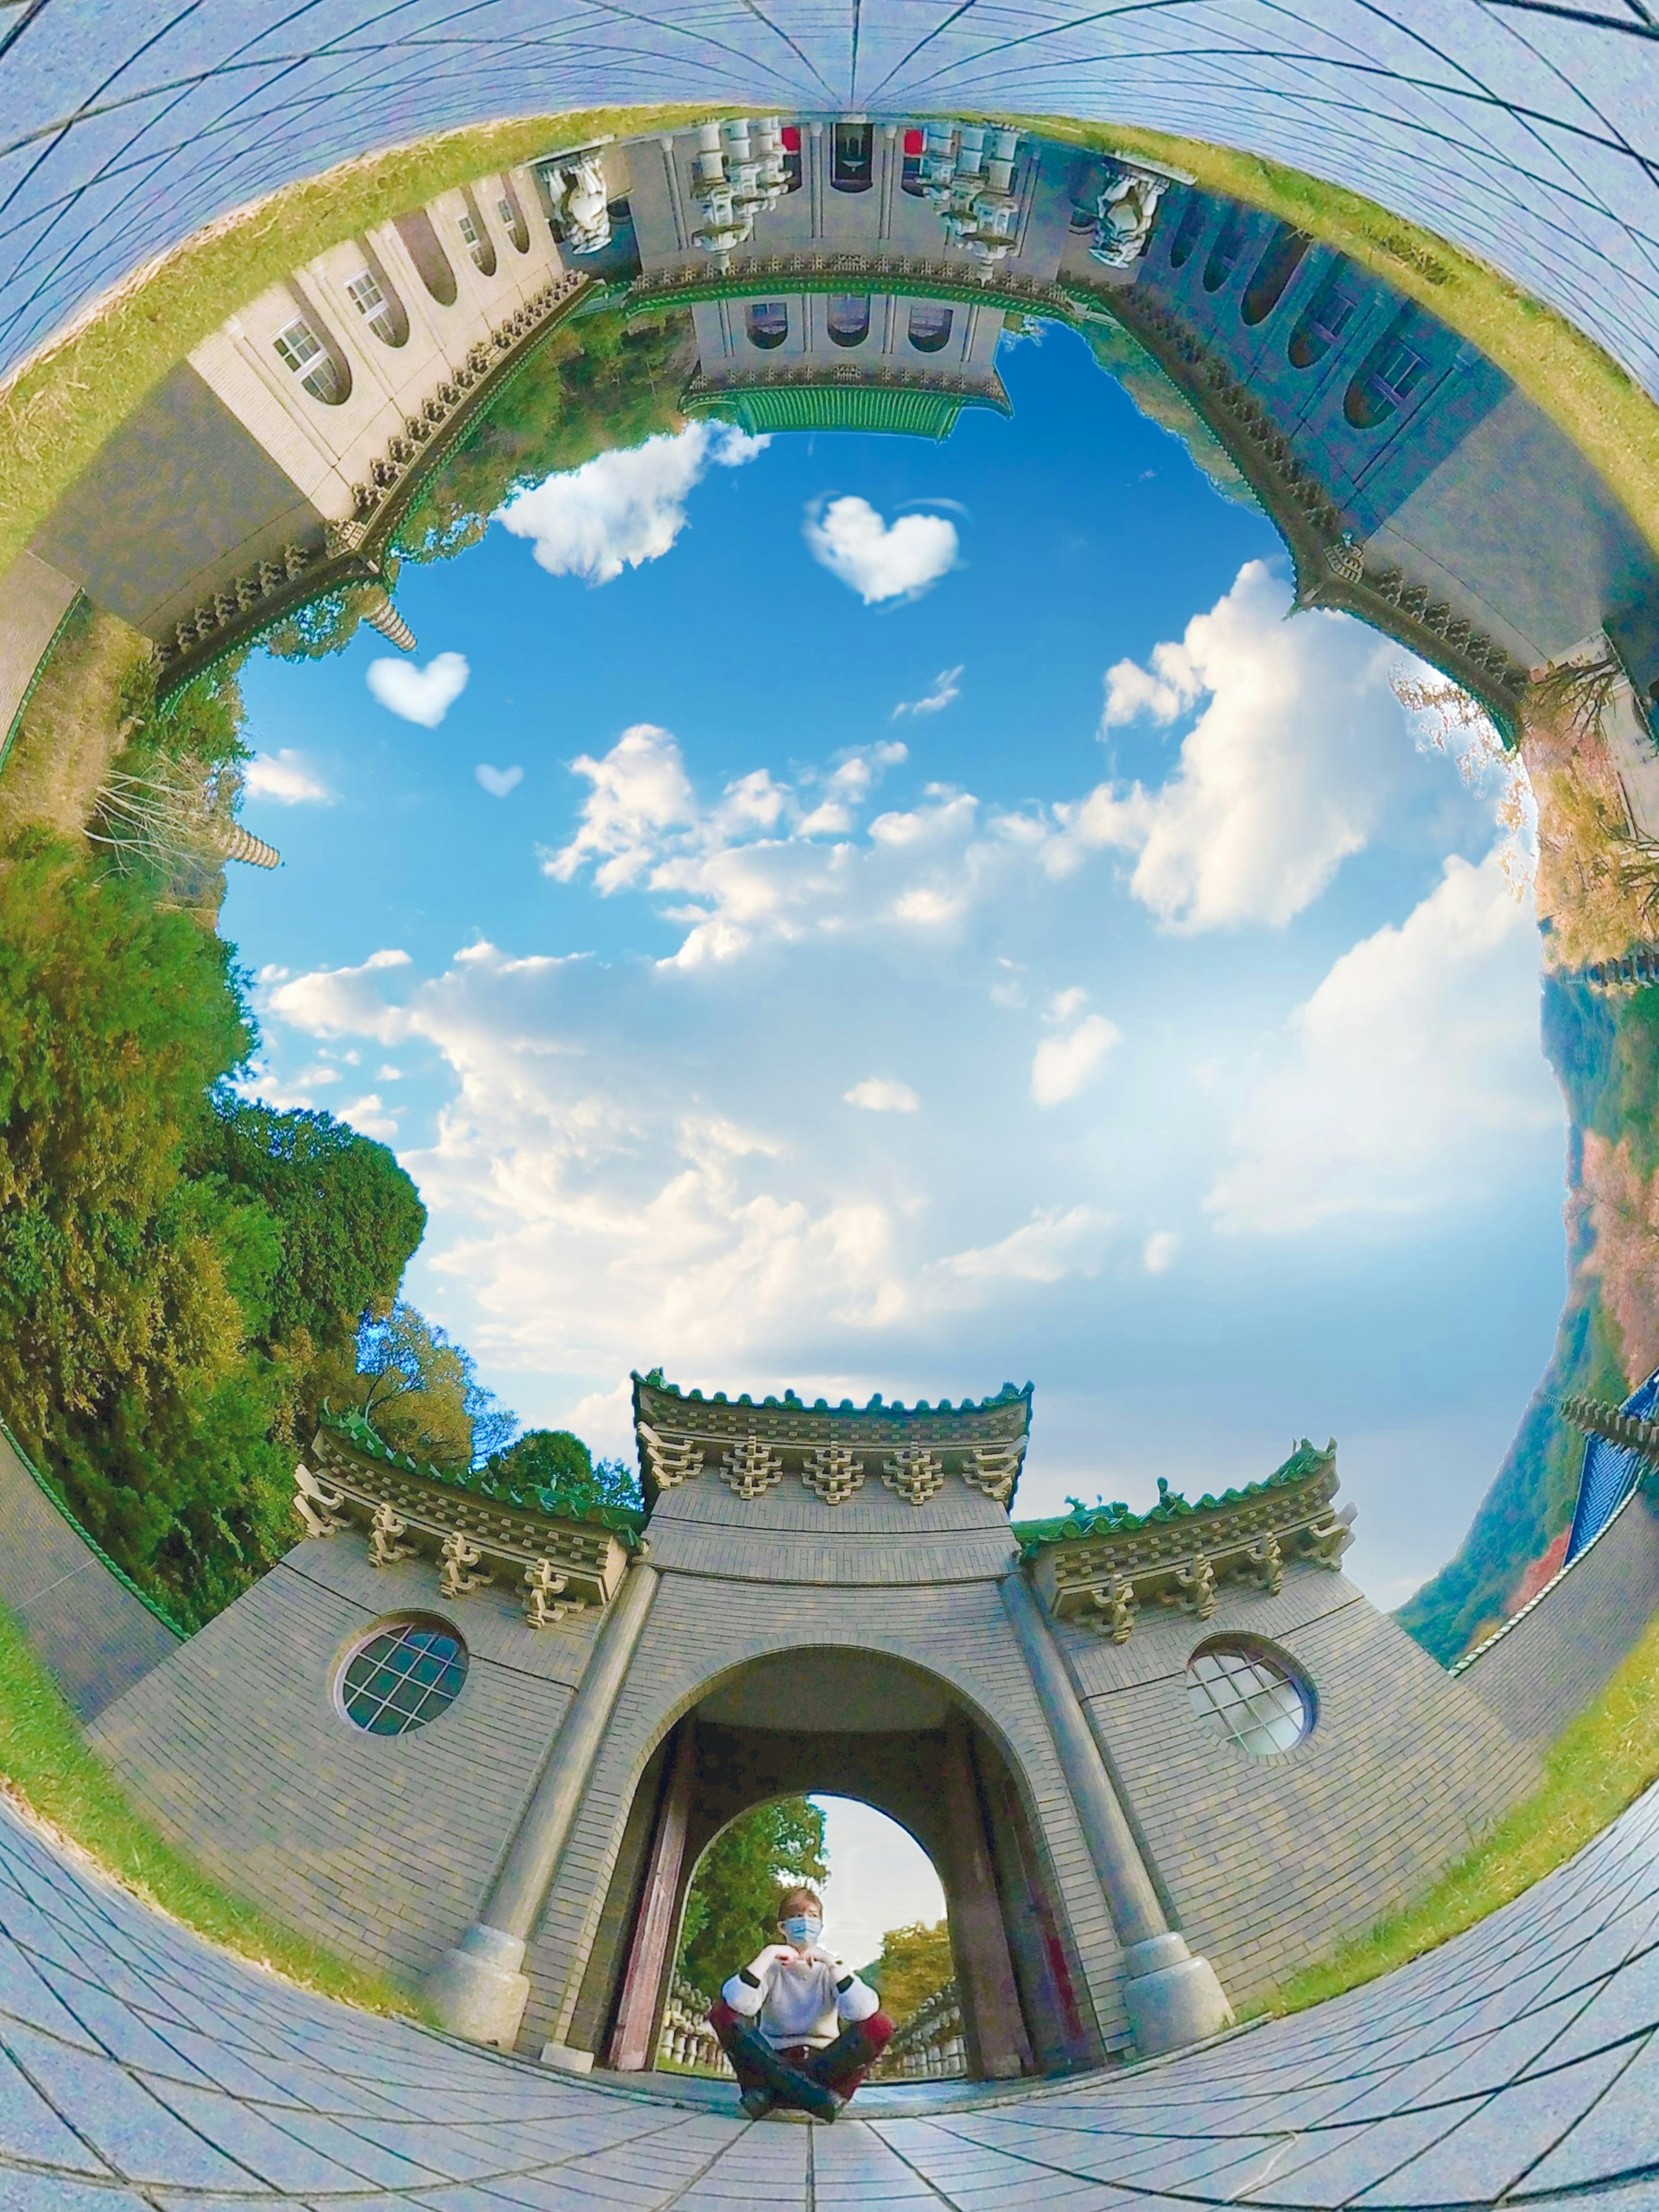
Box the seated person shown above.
[709,1887,893,2121]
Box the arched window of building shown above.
[1166,193,1207,270]
[272,314,349,403]
[456,189,496,276]
[907,301,953,353]
[747,300,789,350]
[782,123,804,193]
[1288,258,1363,368]
[393,210,458,305]
[1345,311,1431,427]
[1202,207,1252,292]
[902,126,927,196]
[1240,223,1310,325]
[493,177,531,254]
[343,264,407,347]
[826,293,871,346]
[832,121,874,193]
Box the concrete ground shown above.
[1,1783,1657,2209]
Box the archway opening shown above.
[566,1648,1097,2082]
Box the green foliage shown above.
[676,1797,827,2002]
[0,835,425,1626]
[1542,972,1659,1179]
[1397,1296,1626,1663]
[396,308,690,563]
[860,1919,953,2025]
[1400,969,1659,1663]
[0,1589,424,2014]
[197,1098,426,1350]
[489,1429,643,1517]
[323,1298,515,1470]
[262,568,399,665]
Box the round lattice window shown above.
[337,1618,467,1736]
[1185,1638,1313,1759]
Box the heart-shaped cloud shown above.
[366,650,470,727]
[475,764,524,798]
[803,496,959,604]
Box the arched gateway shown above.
[88,1374,1538,2080]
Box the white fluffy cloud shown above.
[476,764,523,798]
[1021,562,1403,930]
[366,651,470,728]
[1144,1230,1180,1274]
[894,665,963,718]
[243,749,330,803]
[540,723,985,966]
[496,423,767,583]
[845,1077,920,1113]
[1206,848,1561,1233]
[1031,1011,1120,1106]
[804,496,958,604]
[256,942,1118,1397]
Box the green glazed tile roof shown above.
[685,382,979,440]
[1011,1437,1335,1557]
[634,1371,1031,1421]
[319,1408,644,1544]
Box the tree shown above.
[489,1428,643,1515]
[860,1920,955,2025]
[676,1798,827,2002]
[198,1098,426,1348]
[319,1298,516,1469]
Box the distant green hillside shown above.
[1398,970,1652,1663]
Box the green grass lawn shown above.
[1254,1595,1659,2018]
[1010,115,1659,564]
[0,1594,429,2019]
[0,105,704,578]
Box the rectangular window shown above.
[273,318,321,373]
[346,269,383,314]
[1373,339,1427,405]
[457,211,480,245]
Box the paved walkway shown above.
[2,1784,1658,2210]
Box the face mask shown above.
[782,1916,821,1948]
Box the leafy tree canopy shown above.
[676,1796,827,2003]
[396,307,691,565]
[196,1097,426,1349]
[858,1919,955,2025]
[318,1297,516,1470]
[489,1428,643,1515]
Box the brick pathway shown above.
[2,1784,1656,2208]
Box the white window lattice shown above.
[1185,1641,1310,1759]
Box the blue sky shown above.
[226,322,1567,1615]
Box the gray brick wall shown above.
[1062,1562,1541,2009]
[88,1534,601,1984]
[1458,1488,1659,1748]
[0,1427,181,1721]
[519,1564,1131,2060]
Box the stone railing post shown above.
[425,1557,661,2047]
[1000,1565,1234,2058]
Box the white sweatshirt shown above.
[720,1948,880,2050]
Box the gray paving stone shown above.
[0,2040,112,2172]
[0,2176,152,2211]
[1516,2031,1659,2196]
[1,2021,261,2190]
[1353,2044,1637,2204]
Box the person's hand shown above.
[746,1943,795,1976]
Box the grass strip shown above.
[1254,1595,1659,2017]
[0,1592,428,2019]
[1007,116,1659,563]
[0,103,705,577]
